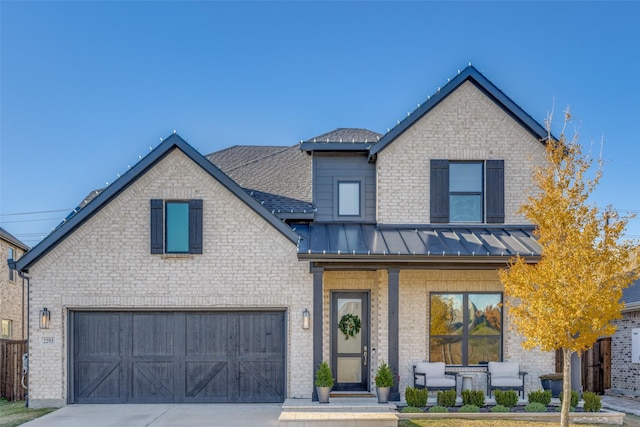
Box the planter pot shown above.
[316,386,331,403]
[541,379,563,398]
[376,386,390,403]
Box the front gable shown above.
[15,134,299,272]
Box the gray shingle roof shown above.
[622,280,640,305]
[303,128,382,143]
[207,145,312,217]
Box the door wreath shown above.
[338,314,361,339]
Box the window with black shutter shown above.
[150,199,203,254]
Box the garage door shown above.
[71,311,285,403]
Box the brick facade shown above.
[611,310,640,395]
[1,237,27,340]
[26,149,313,407]
[376,81,546,225]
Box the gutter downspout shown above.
[18,269,30,407]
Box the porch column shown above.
[312,266,324,401]
[388,268,400,401]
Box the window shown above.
[150,199,203,254]
[430,159,504,224]
[449,162,483,222]
[1,319,12,339]
[338,181,360,216]
[429,292,502,366]
[7,247,14,281]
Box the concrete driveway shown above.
[21,403,282,427]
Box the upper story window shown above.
[449,162,483,222]
[337,181,361,216]
[150,199,203,254]
[7,247,15,281]
[429,292,503,366]
[431,159,504,224]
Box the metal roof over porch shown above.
[296,223,541,262]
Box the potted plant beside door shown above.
[375,361,394,403]
[315,361,334,403]
[539,373,563,398]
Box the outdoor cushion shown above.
[413,362,455,388]
[488,361,519,378]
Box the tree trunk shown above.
[561,347,573,427]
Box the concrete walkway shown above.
[602,395,640,416]
[20,403,282,427]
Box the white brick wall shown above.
[376,81,547,225]
[27,149,313,407]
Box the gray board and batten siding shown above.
[70,311,285,404]
[313,153,376,223]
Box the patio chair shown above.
[487,361,527,397]
[412,362,456,392]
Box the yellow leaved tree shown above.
[499,111,639,427]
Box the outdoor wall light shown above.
[39,308,51,329]
[302,308,310,329]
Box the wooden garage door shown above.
[71,311,285,403]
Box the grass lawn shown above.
[399,413,640,427]
[0,400,56,427]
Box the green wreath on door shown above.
[338,314,361,340]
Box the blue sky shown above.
[1,1,639,247]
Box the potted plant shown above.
[539,373,563,398]
[315,361,334,403]
[374,362,394,403]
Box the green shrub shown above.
[437,389,457,407]
[491,404,511,413]
[583,391,602,412]
[375,362,394,387]
[559,390,579,408]
[401,406,424,413]
[405,387,428,408]
[524,402,547,412]
[459,404,480,413]
[494,389,518,408]
[428,405,449,413]
[461,389,485,407]
[528,389,551,406]
[314,361,334,387]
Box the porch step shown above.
[278,411,398,427]
[282,397,395,413]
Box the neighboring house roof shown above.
[368,65,549,160]
[296,224,541,263]
[622,280,640,312]
[15,134,299,272]
[0,226,29,251]
[207,145,313,218]
[299,128,382,152]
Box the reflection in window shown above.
[449,162,483,222]
[430,293,502,365]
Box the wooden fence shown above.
[0,339,27,401]
[555,337,611,394]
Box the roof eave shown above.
[368,65,549,160]
[299,142,373,153]
[297,253,541,264]
[15,134,299,272]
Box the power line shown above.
[0,208,73,216]
[0,217,64,224]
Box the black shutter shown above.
[150,199,164,254]
[189,199,203,254]
[430,159,449,223]
[486,160,505,223]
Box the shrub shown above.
[491,404,511,413]
[428,405,449,413]
[314,361,334,387]
[528,390,551,406]
[524,402,547,412]
[583,391,602,412]
[494,389,518,408]
[437,389,457,407]
[559,390,579,409]
[539,373,563,381]
[375,362,394,387]
[459,404,480,413]
[405,387,428,408]
[462,389,485,407]
[401,406,424,413]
